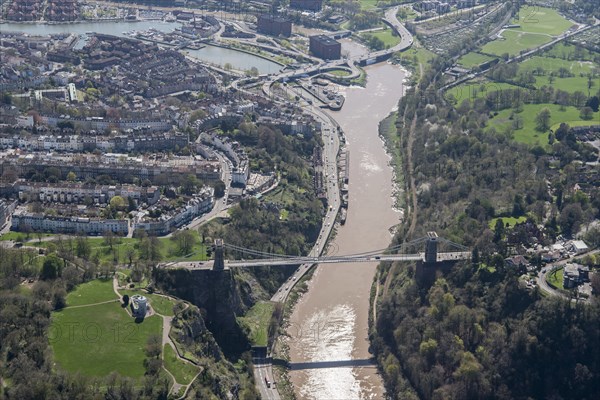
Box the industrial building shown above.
[309,35,341,60]
[257,14,292,37]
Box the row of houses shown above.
[134,189,213,236]
[0,132,188,153]
[0,151,221,184]
[11,189,213,236]
[40,115,172,132]
[1,181,161,206]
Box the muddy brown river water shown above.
[287,62,407,399]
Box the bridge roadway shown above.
[164,251,471,270]
[226,251,470,268]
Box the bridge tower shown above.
[425,232,438,263]
[213,239,225,270]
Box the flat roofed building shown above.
[257,14,292,37]
[309,34,341,60]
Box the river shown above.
[0,21,282,74]
[287,60,406,399]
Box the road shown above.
[537,249,599,301]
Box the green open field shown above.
[489,216,527,229]
[358,0,379,10]
[445,80,522,104]
[457,52,496,68]
[544,42,597,61]
[34,232,210,265]
[66,279,116,306]
[482,7,573,57]
[518,56,597,93]
[520,56,595,76]
[0,231,55,241]
[362,27,401,48]
[488,104,600,146]
[328,69,352,77]
[512,7,574,35]
[482,30,551,57]
[119,289,177,317]
[51,301,162,377]
[163,344,199,385]
[237,301,275,347]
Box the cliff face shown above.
[154,268,252,356]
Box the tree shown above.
[182,174,201,195]
[40,255,62,280]
[493,219,505,243]
[122,294,130,306]
[75,236,91,260]
[591,273,600,296]
[109,195,126,211]
[213,180,226,198]
[145,334,162,359]
[66,171,76,182]
[173,230,195,255]
[558,203,583,236]
[585,96,599,112]
[535,107,551,131]
[579,106,594,120]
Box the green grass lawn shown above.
[519,56,595,76]
[0,231,55,241]
[119,289,177,317]
[328,69,351,77]
[481,30,552,57]
[489,216,527,229]
[512,6,574,36]
[488,104,600,146]
[544,42,597,61]
[457,52,496,68]
[37,232,209,265]
[237,301,275,347]
[518,56,596,93]
[51,302,162,377]
[394,45,436,79]
[66,279,117,306]
[358,0,379,10]
[163,344,199,385]
[547,267,564,290]
[361,28,401,48]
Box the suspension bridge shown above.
[161,232,471,271]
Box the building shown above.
[563,263,590,288]
[130,294,147,318]
[231,158,250,187]
[0,200,17,228]
[11,209,128,235]
[134,189,214,236]
[257,14,292,37]
[568,240,589,255]
[13,182,160,206]
[290,0,322,11]
[309,35,341,60]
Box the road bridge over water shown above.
[162,232,470,271]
